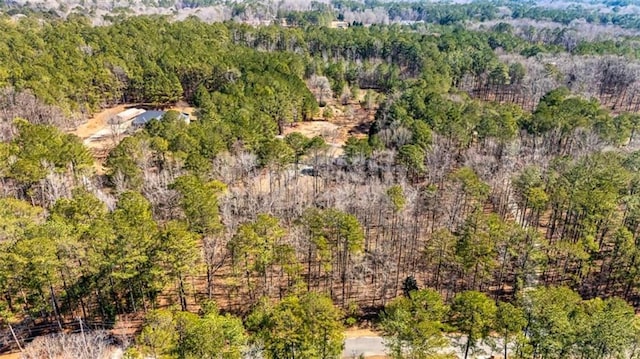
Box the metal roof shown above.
[132,111,166,126]
[109,108,145,124]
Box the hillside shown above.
[3,1,640,358]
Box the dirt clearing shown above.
[73,104,128,140]
[72,102,196,152]
[283,99,377,157]
[283,120,345,156]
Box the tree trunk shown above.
[464,337,471,359]
[50,284,63,331]
[207,266,213,299]
[9,323,23,352]
[178,276,187,311]
[504,333,508,359]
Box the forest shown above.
[4,0,640,358]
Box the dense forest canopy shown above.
[4,0,640,358]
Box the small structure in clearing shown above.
[330,21,349,29]
[72,104,196,160]
[108,108,146,125]
[132,110,190,128]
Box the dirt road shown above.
[342,332,506,359]
[343,335,387,358]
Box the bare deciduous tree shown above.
[21,331,117,359]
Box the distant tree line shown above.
[4,14,640,117]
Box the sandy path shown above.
[345,328,381,339]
